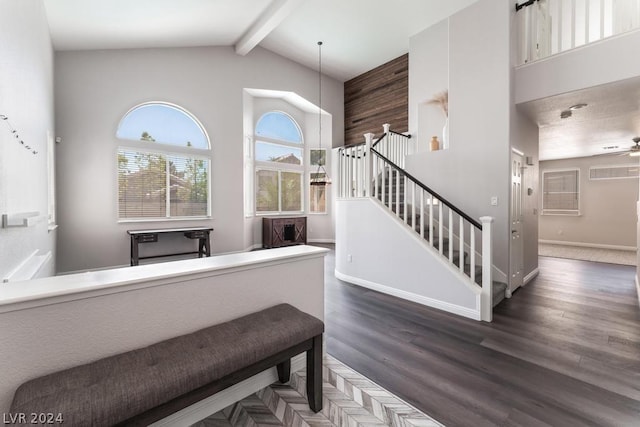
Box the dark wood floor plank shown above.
[484,309,640,369]
[317,245,640,426]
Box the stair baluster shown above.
[336,125,499,321]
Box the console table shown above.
[127,227,213,266]
[262,217,306,249]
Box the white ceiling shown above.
[43,0,478,82]
[519,76,640,161]
[43,0,639,160]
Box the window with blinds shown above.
[542,169,580,215]
[116,102,210,220]
[589,165,640,180]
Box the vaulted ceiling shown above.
[43,0,640,160]
[43,0,477,82]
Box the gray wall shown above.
[539,155,639,248]
[406,0,511,279]
[55,46,343,272]
[0,0,56,279]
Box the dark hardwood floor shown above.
[318,244,640,427]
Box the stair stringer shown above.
[336,197,482,321]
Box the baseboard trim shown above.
[151,353,306,427]
[308,239,335,244]
[523,268,539,285]
[539,240,637,252]
[334,269,481,321]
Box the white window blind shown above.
[118,149,209,219]
[589,165,640,180]
[542,169,580,215]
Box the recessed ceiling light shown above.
[569,103,588,110]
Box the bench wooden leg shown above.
[306,334,323,412]
[276,359,291,383]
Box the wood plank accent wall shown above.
[344,54,408,146]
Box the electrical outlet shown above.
[490,196,498,206]
[347,254,352,263]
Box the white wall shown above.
[336,198,480,320]
[54,46,343,272]
[539,155,639,248]
[0,246,325,414]
[515,29,640,103]
[0,0,56,280]
[410,18,449,152]
[406,0,511,278]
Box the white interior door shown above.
[510,150,524,293]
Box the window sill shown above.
[541,212,581,217]
[118,216,212,224]
[255,212,305,217]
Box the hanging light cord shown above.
[0,115,38,155]
[310,41,331,186]
[318,41,322,157]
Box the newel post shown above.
[336,147,343,198]
[364,132,374,197]
[480,216,494,322]
[382,124,390,158]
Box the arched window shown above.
[254,111,303,213]
[116,102,211,220]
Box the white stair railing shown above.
[337,126,495,321]
[372,123,414,169]
[517,0,640,65]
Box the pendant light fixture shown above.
[310,41,331,186]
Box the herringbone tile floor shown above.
[192,355,440,427]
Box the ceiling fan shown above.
[626,137,640,157]
[601,137,640,156]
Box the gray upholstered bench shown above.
[9,304,324,426]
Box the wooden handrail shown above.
[515,0,539,12]
[371,147,482,230]
[388,130,411,138]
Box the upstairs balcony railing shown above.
[517,0,640,65]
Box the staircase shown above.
[378,169,507,307]
[337,125,507,321]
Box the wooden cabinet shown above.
[262,217,307,249]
